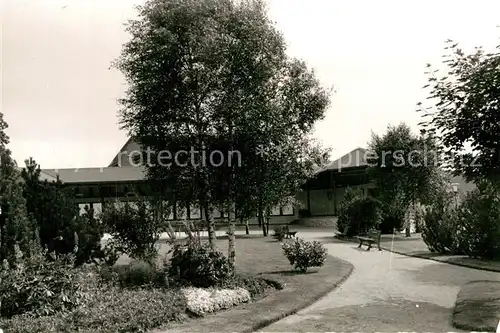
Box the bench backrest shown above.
[366,229,381,241]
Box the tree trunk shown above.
[203,202,216,250]
[242,217,249,235]
[265,208,270,236]
[227,201,236,265]
[259,210,267,236]
[404,204,411,237]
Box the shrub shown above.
[272,226,287,241]
[168,241,234,287]
[379,203,405,234]
[223,274,280,298]
[21,159,103,265]
[282,238,328,273]
[0,246,86,318]
[421,206,459,253]
[453,182,500,260]
[1,288,187,333]
[338,188,382,236]
[101,200,164,262]
[337,187,363,234]
[182,287,251,316]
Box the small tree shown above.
[21,158,103,265]
[0,112,34,263]
[367,123,443,236]
[418,39,500,187]
[101,199,164,262]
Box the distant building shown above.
[30,139,475,225]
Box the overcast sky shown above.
[3,0,499,169]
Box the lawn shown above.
[378,233,500,272]
[153,235,353,333]
[0,235,353,333]
[453,280,500,332]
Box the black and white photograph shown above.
[1,0,500,332]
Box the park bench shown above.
[357,229,382,251]
[283,226,298,239]
[335,226,350,238]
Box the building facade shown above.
[38,140,474,226]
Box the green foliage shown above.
[0,288,187,333]
[281,238,327,273]
[168,240,234,288]
[379,203,405,234]
[418,39,500,185]
[113,260,164,288]
[422,205,459,254]
[337,187,363,234]
[367,124,443,221]
[422,181,500,259]
[0,112,35,263]
[20,159,104,265]
[224,274,279,298]
[114,0,331,250]
[101,200,163,262]
[337,188,382,236]
[0,246,85,318]
[453,182,500,260]
[272,225,288,241]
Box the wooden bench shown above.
[357,229,382,251]
[282,226,298,239]
[335,226,350,238]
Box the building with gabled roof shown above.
[33,137,474,223]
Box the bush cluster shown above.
[1,288,188,333]
[282,238,327,273]
[422,181,500,260]
[168,240,234,288]
[337,188,382,236]
[272,226,288,241]
[0,246,86,319]
[101,200,164,263]
[182,286,251,316]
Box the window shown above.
[213,208,222,218]
[177,206,187,220]
[162,201,175,220]
[282,203,294,215]
[189,205,201,219]
[92,203,102,218]
[271,206,281,216]
[78,203,89,216]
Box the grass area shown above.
[1,235,352,333]
[153,236,353,333]
[377,233,500,272]
[453,280,500,332]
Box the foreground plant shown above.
[282,238,328,273]
[182,287,251,316]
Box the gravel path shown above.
[259,232,500,332]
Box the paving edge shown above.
[330,236,500,273]
[246,257,355,333]
[380,246,500,273]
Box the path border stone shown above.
[331,235,500,273]
[250,258,354,333]
[379,246,500,273]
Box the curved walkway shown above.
[259,232,500,332]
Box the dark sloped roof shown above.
[15,166,59,182]
[41,167,146,184]
[109,137,143,167]
[316,147,368,173]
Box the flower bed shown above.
[183,287,251,316]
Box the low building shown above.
[36,139,475,226]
